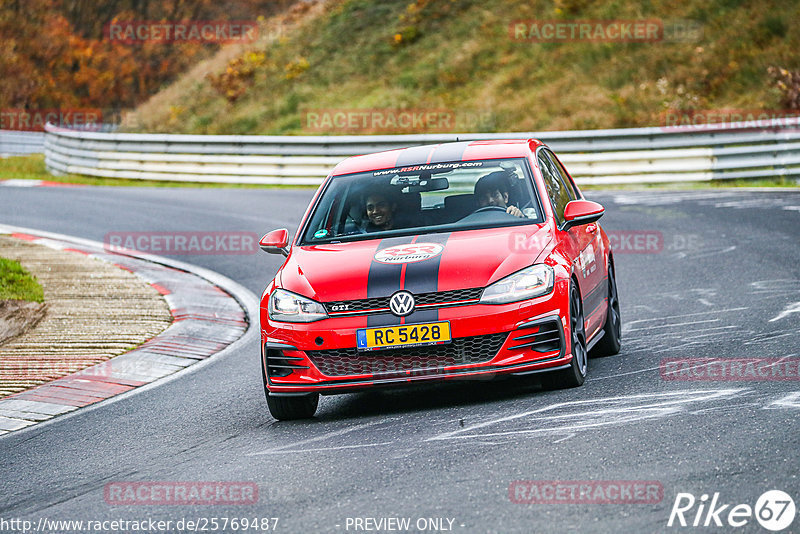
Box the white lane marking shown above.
[672,328,741,340]
[744,332,797,344]
[765,392,800,409]
[680,245,737,260]
[769,301,800,322]
[425,389,746,441]
[688,403,763,415]
[624,319,720,333]
[591,364,664,381]
[626,326,738,341]
[652,343,705,354]
[251,442,394,454]
[743,332,796,345]
[594,357,736,380]
[650,330,750,352]
[431,410,673,440]
[622,308,748,328]
[751,279,800,294]
[248,421,386,455]
[0,179,43,187]
[698,298,714,307]
[552,433,576,444]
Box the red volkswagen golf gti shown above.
[259,139,620,419]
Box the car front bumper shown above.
[261,290,574,395]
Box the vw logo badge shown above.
[389,291,415,317]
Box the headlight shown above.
[268,289,328,322]
[480,264,554,304]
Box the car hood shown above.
[280,224,553,302]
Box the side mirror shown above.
[259,229,290,256]
[562,200,604,231]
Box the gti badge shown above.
[389,291,415,316]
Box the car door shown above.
[537,149,603,338]
[542,149,606,337]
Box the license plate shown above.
[356,321,451,351]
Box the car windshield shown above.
[300,158,543,244]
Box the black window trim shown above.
[535,145,578,232]
[542,147,583,201]
[297,157,548,246]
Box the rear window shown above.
[299,158,545,244]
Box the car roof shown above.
[330,139,545,176]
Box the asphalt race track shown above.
[0,187,798,533]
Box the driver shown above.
[363,185,399,232]
[474,171,525,218]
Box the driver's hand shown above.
[507,205,524,218]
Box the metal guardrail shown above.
[42,119,800,185]
[0,130,45,157]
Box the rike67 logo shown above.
[668,490,796,531]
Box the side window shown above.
[544,149,581,200]
[538,152,572,226]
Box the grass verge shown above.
[0,257,44,302]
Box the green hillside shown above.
[127,0,800,135]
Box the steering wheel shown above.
[473,205,508,214]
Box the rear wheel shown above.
[267,394,319,420]
[591,262,621,357]
[542,281,587,389]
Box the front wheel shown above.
[542,281,587,389]
[267,394,319,420]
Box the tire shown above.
[590,261,621,357]
[261,348,319,420]
[267,393,319,420]
[542,281,588,389]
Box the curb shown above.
[0,179,85,188]
[0,224,259,436]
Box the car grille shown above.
[323,287,483,314]
[306,332,507,378]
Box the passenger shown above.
[363,185,399,232]
[474,171,525,218]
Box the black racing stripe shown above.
[367,236,416,327]
[402,233,451,323]
[394,145,436,167]
[429,142,470,164]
